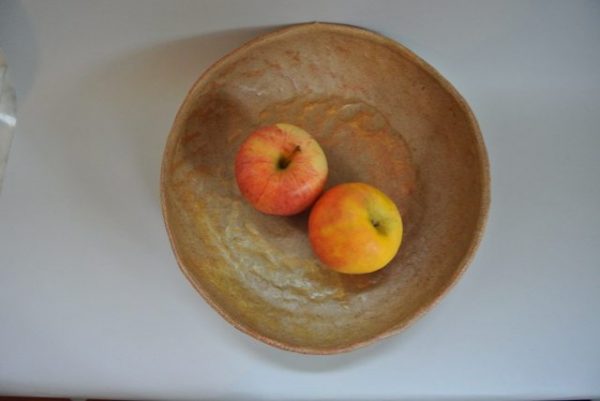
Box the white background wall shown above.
[1,1,599,399]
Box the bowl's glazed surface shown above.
[161,23,490,354]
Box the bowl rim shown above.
[160,22,491,355]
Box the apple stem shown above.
[278,145,301,169]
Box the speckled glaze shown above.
[161,23,490,354]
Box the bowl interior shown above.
[161,23,489,353]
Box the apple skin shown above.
[308,183,403,274]
[235,123,328,216]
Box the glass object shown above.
[0,48,17,194]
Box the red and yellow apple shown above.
[235,123,328,216]
[308,183,403,274]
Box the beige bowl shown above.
[161,23,490,354]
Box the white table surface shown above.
[1,1,599,399]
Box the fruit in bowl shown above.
[235,123,328,216]
[308,183,403,274]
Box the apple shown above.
[308,182,403,274]
[235,123,328,216]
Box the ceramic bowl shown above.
[161,23,490,354]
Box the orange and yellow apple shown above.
[235,123,328,216]
[308,183,403,274]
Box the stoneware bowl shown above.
[161,23,490,354]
